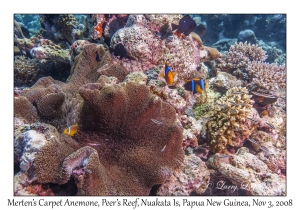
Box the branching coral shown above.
[215,42,267,80]
[205,87,255,153]
[248,61,286,91]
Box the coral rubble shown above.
[207,147,286,195]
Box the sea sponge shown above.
[206,47,220,60]
[205,87,255,153]
[33,82,183,195]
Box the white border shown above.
[2,0,299,209]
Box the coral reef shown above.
[14,14,286,196]
[30,39,70,64]
[181,115,202,149]
[215,42,267,81]
[110,14,213,81]
[209,71,243,94]
[248,61,286,91]
[40,14,85,43]
[124,71,148,85]
[204,87,255,153]
[103,14,129,39]
[157,154,210,195]
[14,56,48,86]
[14,55,70,86]
[237,29,257,44]
[207,147,286,195]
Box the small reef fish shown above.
[216,103,228,109]
[159,62,177,86]
[190,160,199,166]
[110,43,129,60]
[183,78,208,94]
[171,15,197,36]
[216,155,229,159]
[247,138,259,145]
[201,116,211,120]
[64,123,78,137]
[248,117,258,123]
[260,146,269,153]
[151,118,163,125]
[250,91,277,99]
[231,91,246,95]
[229,101,246,106]
[230,110,238,114]
[266,122,275,129]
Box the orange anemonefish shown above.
[159,62,177,86]
[64,123,78,137]
[183,78,208,94]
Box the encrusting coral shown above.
[14,43,184,195]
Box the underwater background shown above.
[13,14,286,196]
